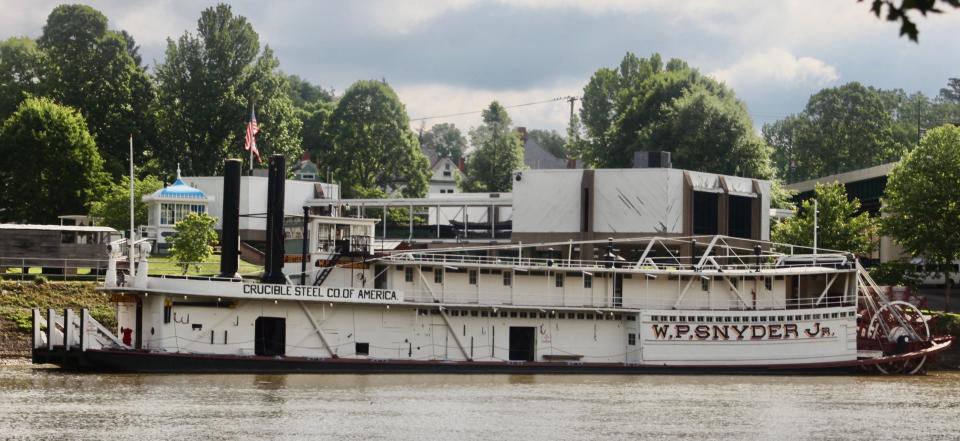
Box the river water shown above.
[1,362,959,440]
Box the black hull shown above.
[32,348,863,375]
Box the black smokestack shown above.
[262,154,286,284]
[219,159,242,278]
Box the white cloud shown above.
[709,48,839,89]
[395,80,584,141]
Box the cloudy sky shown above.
[4,0,960,133]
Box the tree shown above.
[38,4,155,178]
[154,4,302,176]
[527,129,566,159]
[772,182,878,256]
[883,125,960,312]
[0,37,46,121]
[0,97,109,223]
[862,0,960,42]
[88,175,164,230]
[324,80,429,197]
[169,212,219,274]
[579,53,772,178]
[421,123,467,161]
[463,101,525,192]
[284,73,334,107]
[764,82,907,182]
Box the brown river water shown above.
[1,361,959,440]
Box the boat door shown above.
[509,327,536,361]
[613,274,623,307]
[254,317,286,356]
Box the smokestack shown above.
[219,159,242,278]
[262,154,286,284]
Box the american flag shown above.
[244,106,261,163]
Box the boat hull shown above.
[32,347,904,375]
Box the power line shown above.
[410,96,577,122]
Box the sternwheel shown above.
[865,301,930,374]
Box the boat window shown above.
[732,317,740,323]
[405,267,414,283]
[559,313,567,319]
[804,315,811,320]
[519,312,528,318]
[751,316,758,322]
[577,313,585,320]
[626,315,636,321]
[510,312,518,318]
[814,314,822,320]
[555,273,564,288]
[469,270,477,285]
[706,317,714,323]
[503,272,512,286]
[701,278,710,291]
[500,311,508,318]
[614,314,622,321]
[628,333,636,346]
[584,274,593,289]
[777,316,785,321]
[764,277,773,291]
[679,316,686,322]
[669,316,676,322]
[355,343,369,356]
[471,311,479,317]
[831,313,838,318]
[434,269,443,284]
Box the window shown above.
[555,273,564,288]
[503,272,512,286]
[693,191,719,235]
[701,277,710,291]
[405,267,414,283]
[300,173,315,180]
[728,195,753,239]
[469,270,477,285]
[160,203,206,225]
[355,343,369,356]
[584,274,592,289]
[764,277,772,291]
[628,333,636,346]
[434,269,443,284]
[442,170,452,177]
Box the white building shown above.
[141,171,214,254]
[184,175,339,242]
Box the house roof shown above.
[523,137,570,169]
[148,178,208,200]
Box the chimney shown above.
[457,157,466,172]
[301,151,311,161]
[261,154,287,284]
[516,127,527,142]
[219,159,242,278]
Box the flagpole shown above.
[128,134,136,278]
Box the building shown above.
[141,169,214,254]
[784,162,902,263]
[511,167,770,259]
[422,147,462,195]
[290,152,322,182]
[517,127,579,169]
[0,224,121,273]
[184,175,338,242]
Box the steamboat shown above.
[31,156,952,374]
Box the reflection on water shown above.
[1,362,959,440]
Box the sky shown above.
[3,0,960,134]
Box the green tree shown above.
[284,73,334,107]
[169,212,219,274]
[0,37,46,121]
[297,100,336,165]
[38,4,155,178]
[764,82,907,182]
[527,129,566,159]
[463,101,525,192]
[88,175,164,230]
[421,123,467,161]
[324,80,429,197]
[772,182,878,256]
[154,4,301,175]
[579,53,771,177]
[0,97,109,223]
[883,125,960,312]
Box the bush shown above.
[928,312,960,339]
[33,275,47,285]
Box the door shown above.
[613,274,624,307]
[509,326,536,361]
[254,317,286,356]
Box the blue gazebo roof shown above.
[152,178,207,199]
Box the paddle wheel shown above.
[855,262,943,374]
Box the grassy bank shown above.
[0,280,114,357]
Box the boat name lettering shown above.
[241,284,399,302]
[649,322,834,341]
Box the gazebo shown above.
[141,167,214,254]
